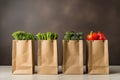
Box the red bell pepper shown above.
[86,31,107,40]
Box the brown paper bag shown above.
[12,40,34,74]
[86,40,109,75]
[62,40,83,75]
[37,40,58,74]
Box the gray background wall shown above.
[0,0,120,65]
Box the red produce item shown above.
[97,32,106,40]
[86,31,93,40]
[92,32,99,40]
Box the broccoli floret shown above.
[64,31,83,40]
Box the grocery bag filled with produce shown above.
[12,31,35,74]
[86,31,109,74]
[62,31,84,75]
[36,32,58,74]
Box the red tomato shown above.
[92,32,99,40]
[99,36,104,40]
[97,32,106,40]
[86,34,93,40]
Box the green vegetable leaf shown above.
[36,32,58,40]
[12,31,35,40]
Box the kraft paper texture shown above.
[12,40,34,74]
[37,40,58,75]
[86,40,109,75]
[63,40,83,75]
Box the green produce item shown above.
[36,32,58,40]
[26,33,35,40]
[12,31,35,40]
[64,31,83,40]
[36,33,42,40]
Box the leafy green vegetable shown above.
[36,33,43,40]
[26,33,35,40]
[46,32,52,40]
[64,31,83,40]
[64,32,71,40]
[36,32,58,40]
[53,33,58,40]
[12,31,35,40]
